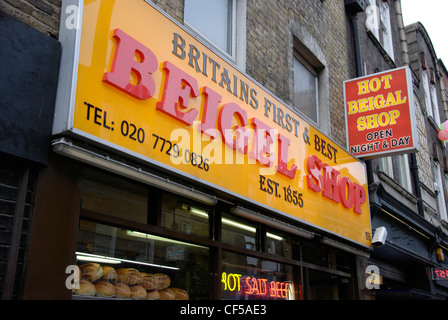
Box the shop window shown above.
[76,220,210,299]
[221,212,257,250]
[81,169,148,224]
[307,269,353,300]
[160,193,210,237]
[184,0,235,57]
[293,52,319,124]
[301,241,354,274]
[301,242,328,268]
[265,229,293,260]
[220,251,298,300]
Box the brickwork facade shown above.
[0,0,61,37]
[3,0,448,300]
[245,0,351,144]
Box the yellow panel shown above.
[71,0,372,247]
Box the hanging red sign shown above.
[343,67,418,159]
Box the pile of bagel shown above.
[73,263,188,300]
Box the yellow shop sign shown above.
[54,0,372,248]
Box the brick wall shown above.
[246,0,351,145]
[0,0,61,37]
[1,0,354,145]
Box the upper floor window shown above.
[397,154,412,192]
[367,0,394,60]
[293,51,319,124]
[184,0,236,58]
[379,155,412,193]
[379,156,393,178]
[434,163,448,222]
[422,69,441,123]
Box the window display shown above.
[81,169,148,223]
[221,212,257,250]
[75,168,356,301]
[221,251,298,300]
[161,193,210,237]
[75,220,210,300]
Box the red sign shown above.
[432,268,448,281]
[344,67,418,159]
[221,272,300,300]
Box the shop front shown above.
[22,0,372,300]
[62,165,363,300]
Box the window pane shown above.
[184,0,233,54]
[161,193,210,238]
[81,169,148,224]
[221,251,297,300]
[294,57,318,123]
[221,213,256,250]
[266,230,293,259]
[76,220,210,299]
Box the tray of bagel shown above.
[72,263,189,300]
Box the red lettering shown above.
[339,176,355,209]
[244,277,252,295]
[353,182,366,214]
[306,155,366,214]
[156,61,199,125]
[282,283,289,298]
[276,282,283,298]
[251,277,259,295]
[258,278,268,295]
[199,86,222,139]
[104,31,300,180]
[250,118,275,167]
[103,28,158,100]
[277,133,297,179]
[322,165,341,203]
[269,281,276,297]
[306,155,324,192]
[218,102,249,153]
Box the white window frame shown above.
[434,163,448,222]
[422,70,433,117]
[184,0,237,61]
[422,70,441,123]
[430,83,441,124]
[379,156,394,178]
[443,173,448,222]
[367,0,394,60]
[397,154,412,192]
[293,51,319,125]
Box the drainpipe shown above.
[395,0,409,65]
[411,153,425,216]
[350,13,363,78]
[347,4,375,184]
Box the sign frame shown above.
[343,66,418,160]
[431,267,448,281]
[54,0,372,249]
